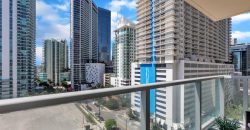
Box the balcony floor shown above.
[0,103,84,130]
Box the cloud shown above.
[42,23,70,40]
[232,13,250,24]
[108,0,137,40]
[232,31,250,40]
[110,12,123,39]
[54,1,70,11]
[36,0,70,41]
[109,0,137,12]
[36,0,60,22]
[36,47,43,65]
[36,0,70,64]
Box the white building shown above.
[131,61,234,129]
[85,63,105,86]
[131,0,233,129]
[103,73,114,86]
[111,17,136,87]
[110,77,131,87]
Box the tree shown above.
[35,78,42,84]
[152,124,162,130]
[119,96,130,108]
[105,84,114,88]
[96,83,104,88]
[127,108,136,120]
[105,119,117,130]
[152,123,162,130]
[61,80,68,89]
[215,117,240,130]
[39,82,49,87]
[106,99,119,110]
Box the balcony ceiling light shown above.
[185,0,250,21]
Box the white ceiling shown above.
[185,0,250,21]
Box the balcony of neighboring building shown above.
[0,75,249,130]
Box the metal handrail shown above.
[0,75,225,113]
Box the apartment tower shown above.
[98,7,111,63]
[230,44,250,76]
[43,39,68,84]
[0,0,36,99]
[71,0,98,87]
[111,18,136,87]
[131,0,233,129]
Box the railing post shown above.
[216,78,225,117]
[243,79,248,124]
[195,81,201,130]
[141,89,150,130]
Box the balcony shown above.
[0,75,249,130]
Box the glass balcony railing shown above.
[0,75,249,130]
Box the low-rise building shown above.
[85,63,105,86]
[103,73,114,86]
[38,73,47,82]
[60,72,71,82]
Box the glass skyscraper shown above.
[0,0,36,99]
[98,7,111,63]
[230,44,250,75]
[71,0,98,88]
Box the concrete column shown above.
[195,81,201,130]
[141,89,150,130]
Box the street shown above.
[84,103,141,130]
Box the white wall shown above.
[85,63,105,85]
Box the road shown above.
[85,103,141,130]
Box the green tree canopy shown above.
[105,119,117,130]
[106,99,119,110]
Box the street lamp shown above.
[126,119,128,130]
[98,103,101,116]
[124,115,129,130]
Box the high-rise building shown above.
[230,44,250,76]
[43,39,68,85]
[131,0,233,129]
[98,7,111,63]
[71,0,98,87]
[231,38,238,45]
[111,18,136,87]
[0,0,36,99]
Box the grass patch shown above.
[75,103,97,125]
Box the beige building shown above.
[131,0,233,129]
[43,39,68,85]
[136,0,231,64]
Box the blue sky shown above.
[36,0,250,65]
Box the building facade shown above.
[131,0,233,129]
[98,7,111,63]
[103,73,114,86]
[71,0,98,87]
[111,18,136,87]
[0,0,36,99]
[230,44,250,76]
[85,63,105,86]
[38,73,47,82]
[43,39,68,85]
